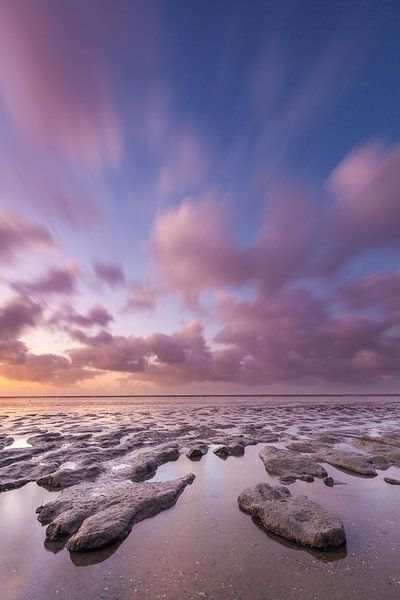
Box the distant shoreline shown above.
[0,393,399,399]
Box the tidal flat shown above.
[0,395,399,600]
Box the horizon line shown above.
[0,393,399,399]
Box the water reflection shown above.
[69,541,123,566]
[250,516,348,562]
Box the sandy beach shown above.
[1,395,399,600]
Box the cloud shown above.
[0,294,96,385]
[338,271,400,313]
[0,210,54,262]
[151,199,249,306]
[327,139,400,259]
[125,283,160,312]
[150,139,400,304]
[48,304,113,330]
[1,285,398,389]
[214,287,400,386]
[0,352,98,385]
[93,261,126,288]
[0,296,42,339]
[64,292,400,388]
[69,320,212,380]
[12,266,78,297]
[0,0,121,169]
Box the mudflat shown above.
[0,395,399,600]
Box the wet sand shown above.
[0,396,400,600]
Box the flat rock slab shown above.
[316,447,377,477]
[286,441,316,453]
[259,446,327,479]
[37,465,103,489]
[36,473,195,552]
[112,446,180,481]
[238,483,346,549]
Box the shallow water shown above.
[1,393,399,416]
[1,439,400,600]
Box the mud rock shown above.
[186,443,208,461]
[37,473,195,552]
[298,474,314,483]
[212,435,256,448]
[316,447,377,477]
[238,482,346,549]
[37,465,103,489]
[286,441,316,453]
[0,460,61,492]
[259,446,327,479]
[0,446,49,469]
[384,477,400,485]
[279,475,297,485]
[353,437,400,468]
[0,435,13,450]
[27,432,63,446]
[118,445,180,481]
[214,443,245,459]
[324,476,334,487]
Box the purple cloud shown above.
[0,0,121,169]
[0,296,42,338]
[150,140,400,303]
[48,304,113,331]
[93,261,126,288]
[125,283,160,312]
[0,210,54,262]
[12,267,78,297]
[0,350,98,385]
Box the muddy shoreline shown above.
[1,396,399,600]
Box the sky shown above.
[0,0,399,395]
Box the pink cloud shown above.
[125,283,160,312]
[0,1,121,169]
[0,296,42,339]
[48,304,113,330]
[151,199,249,305]
[327,140,400,256]
[12,266,78,297]
[214,287,399,386]
[339,271,400,313]
[92,261,125,287]
[93,261,126,288]
[0,210,54,262]
[0,294,99,385]
[150,139,400,304]
[0,351,97,385]
[64,293,400,387]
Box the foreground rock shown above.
[316,447,377,477]
[37,465,103,489]
[259,446,327,479]
[238,483,346,549]
[0,458,61,492]
[109,445,180,481]
[37,473,195,552]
